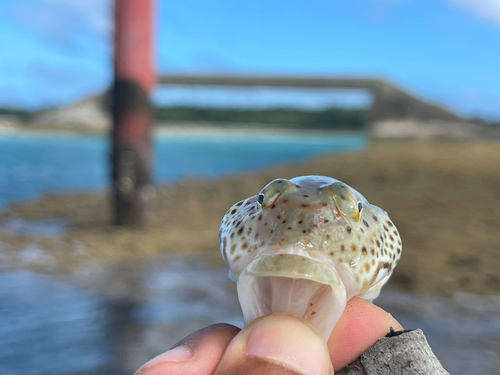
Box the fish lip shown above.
[243,254,344,288]
[235,245,359,299]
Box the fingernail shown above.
[246,314,333,375]
[134,345,193,374]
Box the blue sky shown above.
[0,0,499,120]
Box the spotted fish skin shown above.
[219,175,402,336]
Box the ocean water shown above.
[0,261,498,375]
[0,131,367,208]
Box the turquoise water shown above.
[0,131,367,208]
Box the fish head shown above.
[219,175,402,338]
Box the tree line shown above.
[155,106,368,130]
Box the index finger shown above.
[328,297,403,371]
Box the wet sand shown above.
[1,139,499,296]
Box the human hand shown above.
[134,297,403,375]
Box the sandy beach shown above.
[1,138,499,296]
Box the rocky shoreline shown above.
[0,139,499,296]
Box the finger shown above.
[135,323,240,375]
[328,297,403,371]
[214,313,333,375]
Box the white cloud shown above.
[448,0,500,26]
[11,0,111,53]
[45,0,111,34]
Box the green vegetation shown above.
[156,106,368,130]
[470,117,500,127]
[0,107,30,118]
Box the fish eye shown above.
[257,194,264,205]
[357,202,363,212]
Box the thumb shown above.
[214,313,334,375]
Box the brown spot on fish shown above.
[362,247,367,255]
[387,220,394,227]
[347,226,352,234]
[258,214,262,221]
[351,244,357,251]
[236,202,243,206]
[363,220,369,228]
[282,199,289,203]
[311,311,316,316]
[329,251,334,256]
[242,243,248,249]
[302,230,307,233]
[326,234,331,239]
[287,227,292,230]
[321,202,328,207]
[230,244,236,254]
[301,203,310,208]
[324,219,330,223]
[341,244,345,251]
[238,227,244,235]
[372,215,378,221]
[231,209,237,214]
[271,204,276,209]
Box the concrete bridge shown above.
[158,74,463,122]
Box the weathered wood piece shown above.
[337,329,450,375]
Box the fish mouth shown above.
[237,254,347,339]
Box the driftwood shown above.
[337,329,450,375]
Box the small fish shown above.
[220,176,402,338]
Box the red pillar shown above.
[112,0,155,227]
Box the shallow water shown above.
[0,258,498,375]
[0,132,367,208]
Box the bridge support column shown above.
[112,0,156,227]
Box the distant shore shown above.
[2,118,499,140]
[1,139,499,296]
[0,121,365,138]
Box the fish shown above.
[219,175,402,338]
